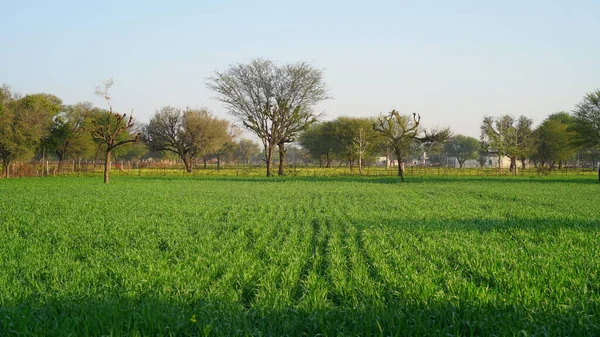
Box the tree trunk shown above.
[358,156,363,175]
[2,159,9,178]
[521,158,526,170]
[56,140,70,175]
[385,153,390,169]
[104,151,111,184]
[217,154,221,170]
[57,153,65,175]
[458,159,465,169]
[597,166,600,182]
[498,155,502,174]
[93,144,101,173]
[277,142,286,176]
[203,156,208,169]
[510,157,518,175]
[182,156,193,173]
[41,147,46,177]
[396,154,404,182]
[558,161,563,169]
[264,145,273,177]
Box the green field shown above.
[1,176,599,336]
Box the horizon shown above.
[2,0,599,139]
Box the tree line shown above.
[1,58,599,182]
[298,103,600,180]
[0,79,260,182]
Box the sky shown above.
[1,0,599,138]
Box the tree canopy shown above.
[144,106,230,172]
[480,115,534,175]
[573,89,600,149]
[444,135,480,168]
[531,112,578,168]
[0,90,62,177]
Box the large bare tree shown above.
[90,79,140,183]
[207,59,328,177]
[144,106,231,172]
[374,110,451,182]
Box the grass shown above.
[0,175,599,336]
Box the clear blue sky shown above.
[1,0,598,138]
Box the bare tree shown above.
[207,59,328,177]
[374,110,451,182]
[90,79,139,183]
[353,127,369,175]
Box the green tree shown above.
[572,89,600,180]
[235,139,261,165]
[330,117,379,172]
[0,87,62,178]
[46,102,97,173]
[208,59,329,177]
[113,139,149,162]
[144,106,230,172]
[531,112,578,168]
[444,135,480,168]
[298,122,336,167]
[210,125,238,170]
[374,110,451,181]
[572,89,600,149]
[480,115,534,175]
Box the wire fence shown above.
[2,159,598,179]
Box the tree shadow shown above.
[353,216,600,232]
[2,292,598,336]
[132,174,599,185]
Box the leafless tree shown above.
[374,110,451,182]
[353,127,369,175]
[90,79,139,183]
[207,59,329,176]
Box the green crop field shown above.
[1,176,599,336]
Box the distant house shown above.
[376,152,427,167]
[376,156,398,167]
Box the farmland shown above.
[1,176,599,336]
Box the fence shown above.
[2,159,598,179]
